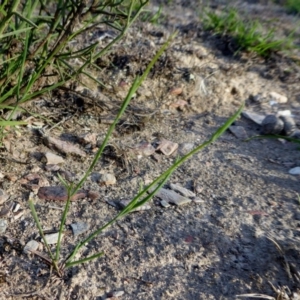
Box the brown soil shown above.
[1,0,300,299]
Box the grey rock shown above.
[43,232,63,244]
[229,125,248,139]
[242,111,265,125]
[261,115,284,135]
[154,188,192,206]
[291,130,300,139]
[289,167,300,175]
[160,200,170,208]
[156,139,178,156]
[0,218,7,233]
[193,197,204,203]
[280,115,297,136]
[0,189,9,205]
[45,152,65,165]
[269,91,288,104]
[170,183,196,198]
[99,173,116,185]
[71,222,90,237]
[24,240,40,254]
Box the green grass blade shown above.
[0,120,27,126]
[0,26,33,39]
[28,199,55,261]
[65,251,104,268]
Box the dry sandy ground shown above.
[1,0,300,299]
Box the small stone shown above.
[119,199,151,212]
[106,200,118,208]
[153,188,192,206]
[44,232,62,244]
[60,170,75,182]
[160,200,170,208]
[24,240,40,254]
[133,142,156,158]
[261,115,284,135]
[43,135,86,157]
[192,197,204,203]
[45,164,61,172]
[38,186,87,201]
[249,93,265,103]
[99,173,116,185]
[229,125,248,139]
[156,139,178,156]
[0,189,9,205]
[169,87,183,95]
[88,191,100,200]
[0,218,7,233]
[178,143,194,155]
[242,111,265,125]
[291,130,300,139]
[45,152,65,165]
[289,167,300,175]
[71,222,89,237]
[277,110,292,117]
[169,183,196,198]
[279,115,297,136]
[112,291,125,297]
[269,91,288,104]
[78,133,97,147]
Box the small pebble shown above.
[289,167,300,175]
[0,189,9,205]
[291,130,300,139]
[43,232,62,244]
[169,183,195,198]
[160,200,170,208]
[279,115,297,136]
[24,240,40,254]
[78,133,97,147]
[156,139,178,156]
[192,197,204,203]
[169,87,183,95]
[99,173,116,185]
[45,152,65,165]
[242,111,265,125]
[269,91,288,104]
[71,222,90,237]
[261,115,284,135]
[153,188,192,206]
[87,191,100,200]
[45,164,61,172]
[38,186,87,201]
[0,218,8,233]
[229,126,248,139]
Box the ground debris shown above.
[42,134,86,157]
[37,186,87,201]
